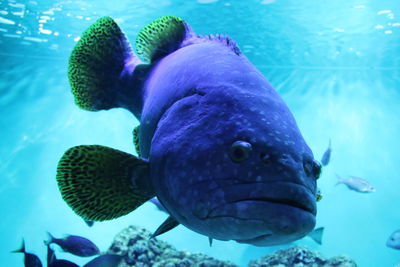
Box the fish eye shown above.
[303,160,321,179]
[229,141,252,163]
[312,160,322,179]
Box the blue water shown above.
[1,0,399,266]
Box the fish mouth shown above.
[195,181,317,219]
[226,195,316,215]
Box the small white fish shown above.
[335,174,376,193]
[387,229,400,250]
[320,139,332,166]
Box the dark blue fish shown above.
[46,243,56,265]
[56,16,321,246]
[49,259,79,267]
[45,232,99,257]
[83,255,124,267]
[320,139,332,166]
[12,239,43,267]
[47,243,79,267]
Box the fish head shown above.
[386,231,400,249]
[150,85,320,246]
[367,185,376,192]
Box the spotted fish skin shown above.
[138,40,320,246]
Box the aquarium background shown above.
[1,0,399,266]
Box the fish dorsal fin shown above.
[57,145,155,221]
[136,16,187,63]
[151,216,180,238]
[203,34,241,55]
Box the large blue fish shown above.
[56,16,321,246]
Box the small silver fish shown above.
[335,174,376,193]
[321,139,332,166]
[387,230,400,250]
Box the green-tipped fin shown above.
[133,125,141,157]
[68,16,136,111]
[151,216,180,238]
[136,16,187,63]
[56,145,154,221]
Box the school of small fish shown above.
[13,233,124,267]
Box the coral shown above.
[107,225,238,267]
[106,226,357,267]
[248,246,357,267]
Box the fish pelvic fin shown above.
[136,16,187,63]
[56,145,155,221]
[151,216,180,239]
[68,16,147,116]
[308,227,324,245]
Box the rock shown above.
[248,246,357,267]
[107,225,239,267]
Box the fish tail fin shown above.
[44,232,54,245]
[308,227,324,245]
[68,16,147,115]
[12,239,25,253]
[335,174,343,186]
[56,145,155,221]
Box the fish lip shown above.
[236,233,273,244]
[202,181,317,218]
[234,196,316,215]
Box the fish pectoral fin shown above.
[151,216,180,238]
[208,237,213,247]
[136,16,187,63]
[57,145,154,221]
[132,125,141,157]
